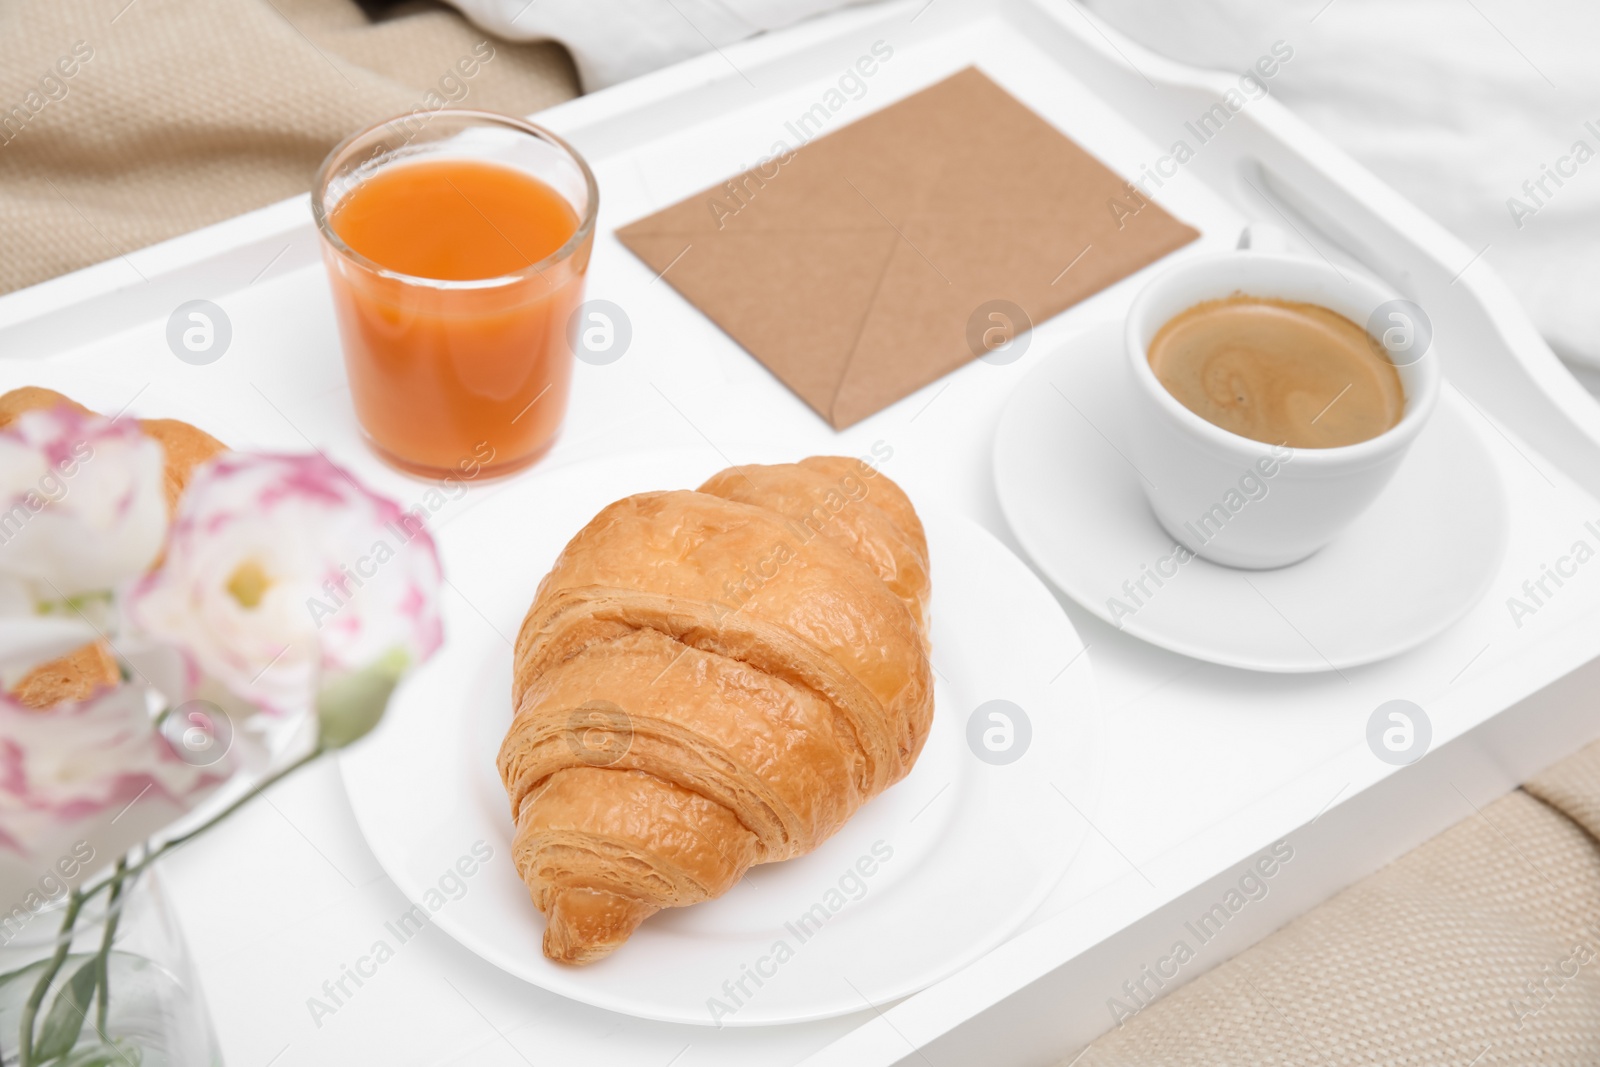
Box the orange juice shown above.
[321,155,590,477]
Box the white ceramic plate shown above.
[341,448,1102,1026]
[994,322,1509,673]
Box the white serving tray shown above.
[4,2,1600,1065]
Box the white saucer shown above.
[341,448,1103,1025]
[993,323,1508,673]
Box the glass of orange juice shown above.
[312,110,597,479]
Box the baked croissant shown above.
[1,387,227,708]
[498,456,934,963]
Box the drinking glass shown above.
[313,110,598,479]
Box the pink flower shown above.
[127,454,443,718]
[0,684,223,858]
[0,406,167,600]
[0,407,168,681]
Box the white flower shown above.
[0,407,167,679]
[0,682,223,858]
[0,583,98,684]
[127,454,443,719]
[0,406,168,599]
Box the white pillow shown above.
[439,0,870,90]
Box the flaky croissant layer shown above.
[497,457,933,963]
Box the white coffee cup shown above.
[1123,252,1440,569]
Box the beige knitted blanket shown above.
[0,0,578,294]
[1079,740,1600,1065]
[4,3,1598,1062]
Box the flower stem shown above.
[92,858,128,1038]
[77,747,324,904]
[14,747,323,1061]
[149,747,322,858]
[18,889,84,1067]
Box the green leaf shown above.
[33,957,98,1061]
[0,959,42,990]
[316,647,410,750]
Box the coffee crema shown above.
[1146,295,1405,448]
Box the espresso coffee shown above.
[1147,295,1404,448]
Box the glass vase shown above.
[0,865,222,1066]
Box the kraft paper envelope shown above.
[617,67,1199,429]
